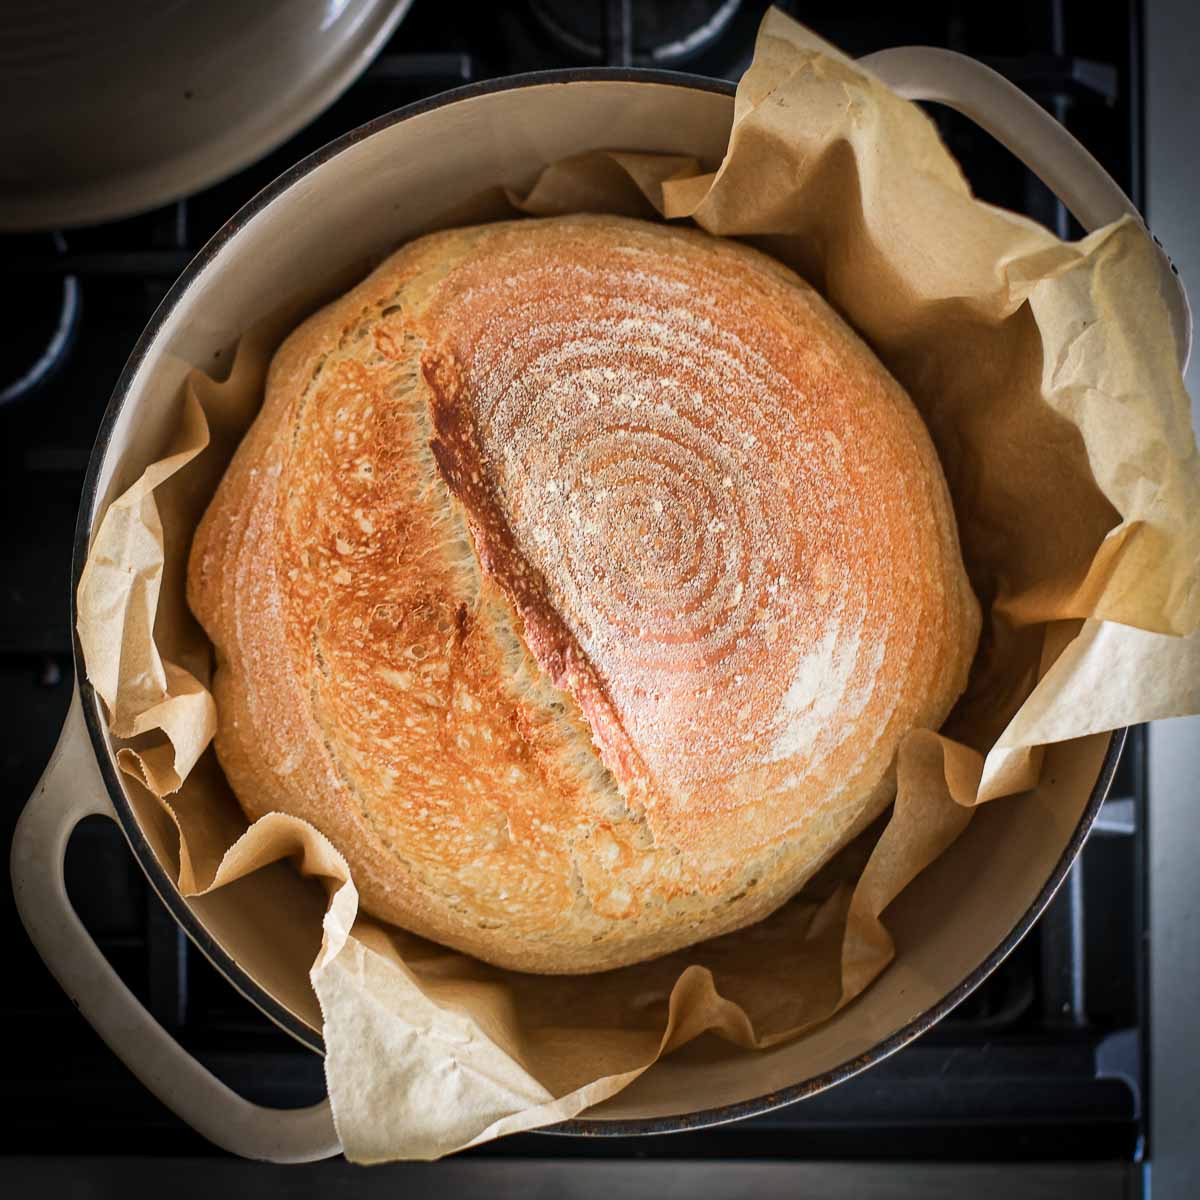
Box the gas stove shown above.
[0,0,1158,1189]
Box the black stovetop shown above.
[1,0,1147,1165]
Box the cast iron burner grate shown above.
[527,0,747,66]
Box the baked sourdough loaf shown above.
[188,214,980,974]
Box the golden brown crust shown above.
[188,215,980,973]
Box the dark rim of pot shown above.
[69,66,1125,1139]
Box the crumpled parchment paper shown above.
[76,9,1200,1162]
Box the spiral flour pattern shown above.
[189,215,980,973]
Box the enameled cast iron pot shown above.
[11,53,1190,1162]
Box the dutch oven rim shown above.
[67,65,1123,1139]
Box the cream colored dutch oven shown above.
[10,55,1192,1163]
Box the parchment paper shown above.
[75,9,1200,1162]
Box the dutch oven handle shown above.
[858,45,1193,372]
[10,690,341,1163]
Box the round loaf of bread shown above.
[188,214,980,974]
